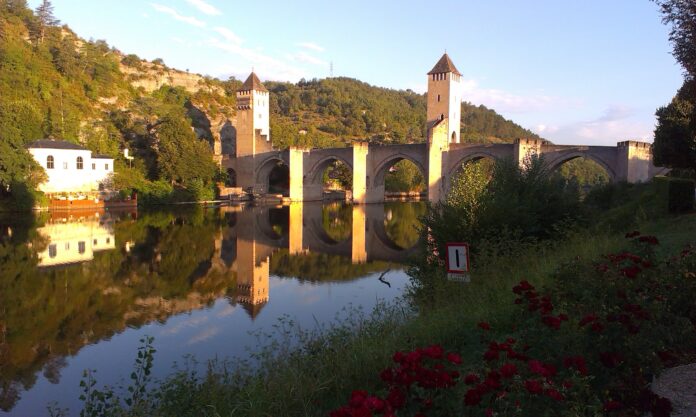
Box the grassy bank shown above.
[64,207,696,417]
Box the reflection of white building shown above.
[27,139,114,194]
[36,218,115,267]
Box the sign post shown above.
[446,242,470,282]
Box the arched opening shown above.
[321,202,352,243]
[226,168,237,187]
[451,131,457,143]
[46,155,54,169]
[379,157,426,200]
[551,156,612,194]
[76,156,83,170]
[446,157,495,205]
[309,157,353,200]
[382,201,427,250]
[256,158,290,196]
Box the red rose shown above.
[478,321,491,331]
[464,373,480,385]
[524,379,543,394]
[464,387,483,406]
[386,387,406,409]
[500,363,518,378]
[446,352,462,364]
[545,388,565,401]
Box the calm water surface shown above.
[0,202,425,416]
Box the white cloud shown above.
[185,0,221,16]
[460,78,563,114]
[287,51,328,66]
[540,105,654,146]
[213,27,242,45]
[186,326,221,345]
[297,42,325,52]
[151,3,206,27]
[208,37,306,81]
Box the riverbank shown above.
[66,209,696,417]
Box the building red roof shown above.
[427,53,461,76]
[239,72,267,92]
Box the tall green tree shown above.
[653,1,696,174]
[155,113,216,187]
[654,0,696,77]
[32,0,58,44]
[653,80,696,172]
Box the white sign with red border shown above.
[446,242,470,282]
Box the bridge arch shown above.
[443,152,499,196]
[305,155,353,186]
[372,153,427,190]
[544,151,616,183]
[255,156,289,195]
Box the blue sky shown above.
[31,0,685,145]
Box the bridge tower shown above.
[427,53,462,144]
[236,72,272,157]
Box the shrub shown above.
[664,177,695,213]
[423,156,583,266]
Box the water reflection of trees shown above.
[270,249,392,282]
[0,208,229,411]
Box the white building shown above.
[27,139,114,194]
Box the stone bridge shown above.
[222,138,665,204]
[222,61,666,204]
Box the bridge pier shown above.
[352,143,369,204]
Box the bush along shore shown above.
[62,158,696,417]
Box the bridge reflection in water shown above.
[215,202,422,317]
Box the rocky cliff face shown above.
[119,60,223,95]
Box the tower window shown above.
[63,162,68,169]
[437,94,440,102]
[76,156,83,170]
[46,155,54,169]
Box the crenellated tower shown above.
[236,72,272,157]
[426,53,462,144]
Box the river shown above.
[0,201,425,416]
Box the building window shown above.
[437,94,441,102]
[92,163,96,170]
[93,239,97,245]
[105,163,109,170]
[78,241,86,254]
[76,156,84,170]
[47,155,54,169]
[63,162,68,169]
[106,237,110,244]
[48,244,57,258]
[65,242,70,250]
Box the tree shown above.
[155,113,216,187]
[653,79,696,173]
[654,0,696,77]
[653,1,696,175]
[32,0,59,44]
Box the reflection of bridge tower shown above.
[235,208,271,318]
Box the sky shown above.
[29,0,686,146]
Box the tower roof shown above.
[427,53,461,76]
[240,72,267,92]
